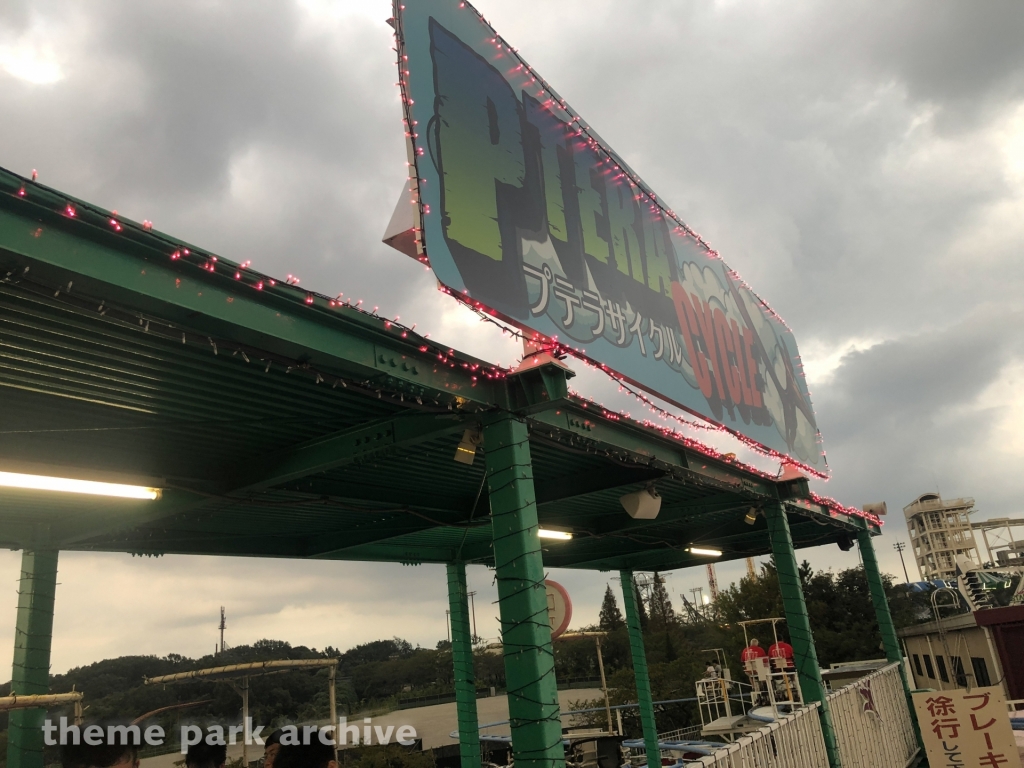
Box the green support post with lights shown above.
[619,571,660,767]
[7,550,59,768]
[857,525,924,748]
[447,562,482,768]
[764,502,840,768]
[483,414,565,768]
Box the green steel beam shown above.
[222,412,473,492]
[75,516,475,558]
[764,501,839,768]
[856,525,923,749]
[277,478,481,513]
[534,465,664,505]
[307,520,487,559]
[0,196,498,406]
[36,414,472,549]
[528,405,776,497]
[586,494,748,535]
[336,541,493,564]
[292,458,663,516]
[11,489,207,549]
[483,414,565,768]
[855,528,903,664]
[548,508,868,571]
[7,550,58,768]
[619,571,659,767]
[447,563,481,768]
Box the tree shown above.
[716,560,922,667]
[647,573,676,629]
[598,584,624,631]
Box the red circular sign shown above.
[545,579,573,639]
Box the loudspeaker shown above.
[620,487,662,519]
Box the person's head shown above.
[275,740,337,768]
[61,741,138,768]
[264,728,286,768]
[186,740,227,768]
[750,638,760,647]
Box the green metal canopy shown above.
[0,164,904,768]
[0,165,879,567]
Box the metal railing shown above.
[826,662,919,768]
[687,703,829,767]
[657,725,705,743]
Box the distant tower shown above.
[745,557,757,581]
[904,494,981,581]
[218,606,226,654]
[705,563,720,601]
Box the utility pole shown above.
[219,606,226,654]
[467,591,478,643]
[690,587,705,618]
[893,542,910,584]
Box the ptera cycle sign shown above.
[392,0,825,474]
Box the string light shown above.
[445,287,831,481]
[0,137,871,530]
[393,0,827,484]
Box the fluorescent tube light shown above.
[0,471,161,500]
[539,528,573,541]
[687,546,722,557]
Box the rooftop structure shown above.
[0,163,903,768]
[904,494,981,581]
[972,517,1024,567]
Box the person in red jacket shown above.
[741,638,767,662]
[769,639,795,669]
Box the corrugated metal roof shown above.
[0,166,876,571]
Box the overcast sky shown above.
[1,0,1023,676]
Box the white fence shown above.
[826,662,919,768]
[684,662,919,767]
[688,703,830,768]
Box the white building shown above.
[904,494,981,581]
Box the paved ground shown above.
[140,688,604,768]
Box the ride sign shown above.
[392,0,826,473]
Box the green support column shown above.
[8,550,59,768]
[856,526,923,747]
[446,563,481,768]
[619,572,660,768]
[764,502,840,768]
[482,414,565,768]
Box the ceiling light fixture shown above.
[744,507,759,525]
[538,528,573,541]
[0,471,161,500]
[687,546,722,557]
[453,428,483,465]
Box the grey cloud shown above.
[1,1,414,314]
[855,2,1024,122]
[820,308,1023,431]
[0,0,1022,666]
[477,0,1024,341]
[811,308,1024,543]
